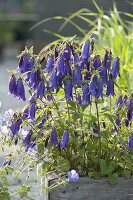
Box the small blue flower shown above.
[37,81,45,99]
[63,46,71,60]
[10,119,22,136]
[106,77,115,96]
[9,74,17,95]
[49,69,58,88]
[64,63,72,76]
[50,127,58,146]
[60,130,69,149]
[57,55,65,76]
[19,55,34,73]
[116,96,123,106]
[90,76,103,98]
[81,41,90,59]
[93,55,101,70]
[111,57,120,78]
[73,66,82,86]
[73,53,79,64]
[82,86,91,105]
[65,79,73,100]
[29,103,36,120]
[115,117,121,126]
[45,55,54,73]
[67,170,79,182]
[22,107,29,120]
[128,135,133,150]
[16,78,26,101]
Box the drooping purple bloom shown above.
[24,131,32,146]
[19,55,34,73]
[116,96,123,106]
[128,135,133,150]
[111,57,120,78]
[84,71,91,81]
[67,170,79,182]
[60,130,69,149]
[22,107,29,120]
[50,127,58,146]
[37,81,45,99]
[115,117,121,126]
[73,66,82,86]
[76,94,82,105]
[30,70,38,89]
[9,74,17,95]
[16,78,26,101]
[127,109,133,121]
[81,41,90,59]
[82,86,91,105]
[93,55,101,70]
[29,93,36,103]
[37,118,46,129]
[57,55,65,76]
[73,53,79,64]
[64,63,72,76]
[65,79,73,100]
[10,119,22,136]
[106,77,115,96]
[99,66,108,83]
[49,68,58,88]
[90,76,103,98]
[63,46,71,60]
[45,55,54,73]
[29,103,36,120]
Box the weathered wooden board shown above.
[49,177,133,200]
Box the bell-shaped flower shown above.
[82,85,91,105]
[57,55,65,76]
[116,96,123,106]
[127,109,133,121]
[45,55,54,73]
[29,102,36,120]
[16,78,26,101]
[128,135,133,150]
[50,127,58,146]
[73,53,79,64]
[19,55,34,73]
[67,170,79,182]
[60,130,69,149]
[22,107,29,120]
[49,69,58,88]
[65,79,73,100]
[24,131,32,146]
[10,119,22,136]
[93,55,101,70]
[9,74,17,95]
[111,57,120,78]
[90,76,103,98]
[106,77,115,96]
[115,117,121,126]
[99,66,108,84]
[76,94,82,105]
[37,81,45,99]
[73,66,82,86]
[81,41,90,59]
[64,63,72,76]
[63,46,71,60]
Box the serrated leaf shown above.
[108,173,118,185]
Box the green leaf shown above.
[106,164,116,174]
[108,173,118,185]
[123,170,131,179]
[103,113,115,124]
[57,89,65,97]
[38,143,44,154]
[99,159,107,176]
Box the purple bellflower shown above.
[65,79,73,100]
[106,77,115,96]
[73,53,79,64]
[37,81,45,99]
[90,76,103,98]
[10,119,22,136]
[116,96,123,106]
[93,55,101,70]
[111,57,120,78]
[60,130,69,149]
[57,55,65,76]
[22,107,29,120]
[64,63,72,76]
[81,41,90,59]
[128,135,133,150]
[49,69,58,88]
[63,46,71,60]
[82,86,91,105]
[50,127,58,146]
[127,109,133,121]
[67,170,79,182]
[73,66,82,86]
[45,55,54,73]
[115,117,121,126]
[29,102,36,120]
[16,78,26,101]
[9,74,17,95]
[3,154,12,166]
[19,55,34,74]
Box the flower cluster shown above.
[6,39,133,181]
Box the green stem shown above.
[95,99,101,166]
